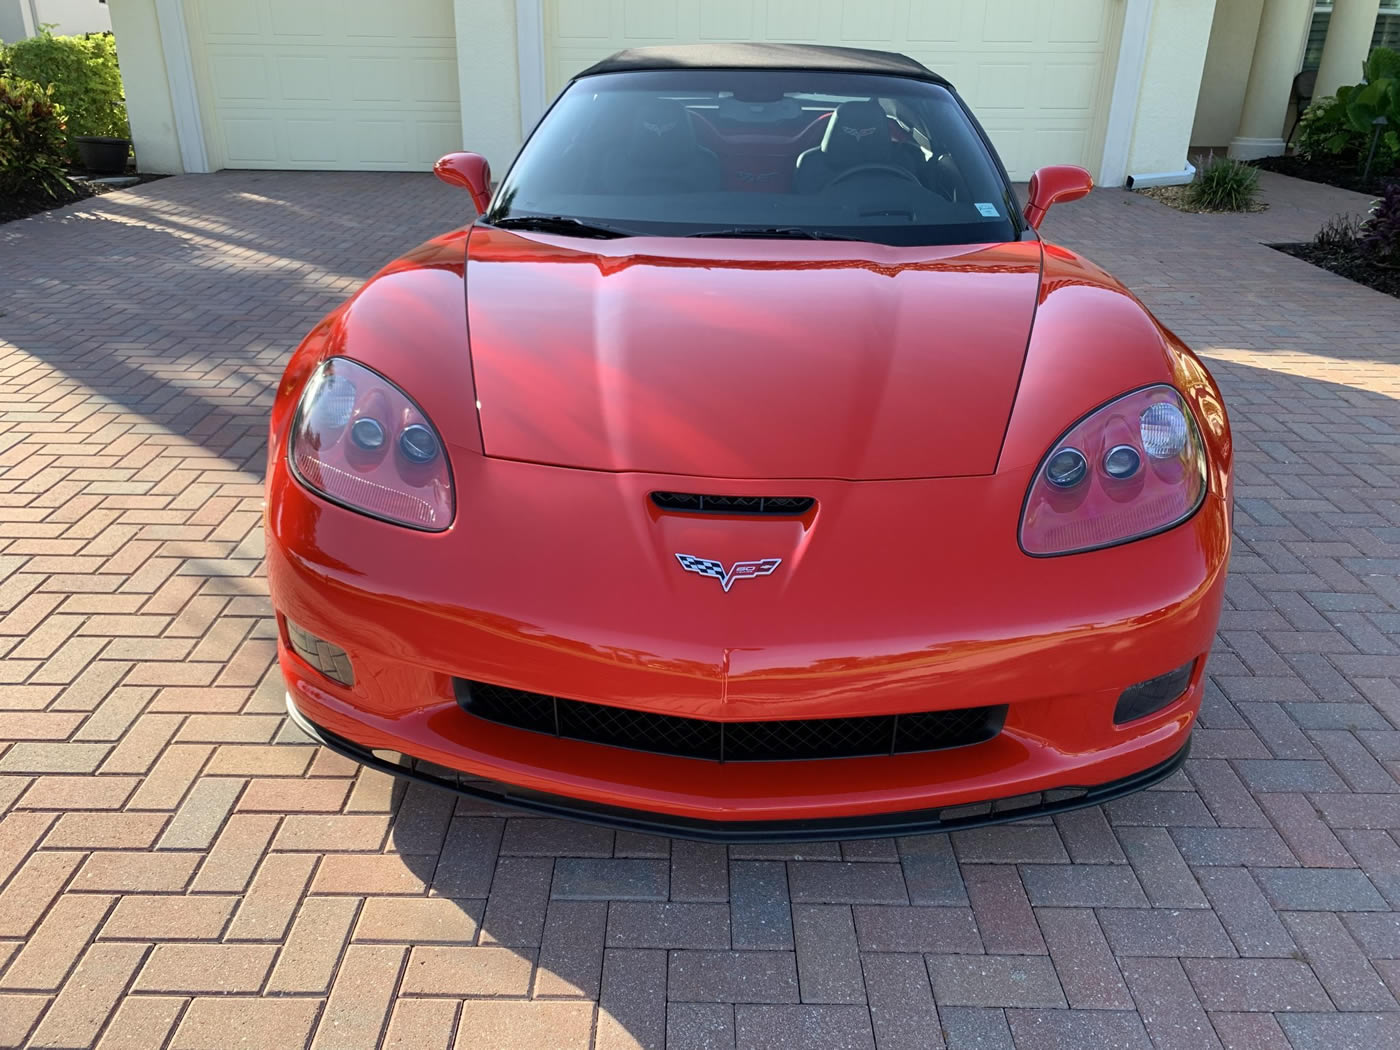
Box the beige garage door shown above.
[543,0,1121,180]
[184,0,461,171]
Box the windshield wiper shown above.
[489,215,635,239]
[687,226,863,241]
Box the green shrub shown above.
[3,29,128,145]
[0,75,72,198]
[1300,48,1400,173]
[1187,155,1260,211]
[1296,95,1357,160]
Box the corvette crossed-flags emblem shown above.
[674,554,782,592]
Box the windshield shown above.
[488,70,1020,247]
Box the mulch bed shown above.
[1271,241,1400,300]
[1,173,168,225]
[1252,154,1397,198]
[1135,184,1268,214]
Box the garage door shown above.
[542,0,1121,180]
[184,0,461,171]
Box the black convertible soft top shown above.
[575,42,951,88]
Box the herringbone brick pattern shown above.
[0,169,1397,1048]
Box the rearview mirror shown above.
[434,152,492,214]
[1024,165,1093,229]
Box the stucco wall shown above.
[107,0,183,173]
[453,0,523,174]
[1191,0,1264,147]
[0,0,32,41]
[36,0,111,35]
[1127,0,1219,176]
[0,0,111,39]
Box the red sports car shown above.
[267,44,1232,841]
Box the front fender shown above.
[1000,241,1233,506]
[268,227,481,480]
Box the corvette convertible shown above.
[267,43,1232,840]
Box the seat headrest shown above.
[625,98,699,166]
[820,100,894,163]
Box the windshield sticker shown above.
[975,202,1000,217]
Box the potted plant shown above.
[73,127,129,175]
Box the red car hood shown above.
[465,228,1042,479]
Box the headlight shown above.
[1019,385,1206,556]
[288,358,453,531]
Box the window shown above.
[488,70,1020,248]
[1304,2,1400,73]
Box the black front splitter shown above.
[286,694,1189,843]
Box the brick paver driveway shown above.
[0,169,1398,1050]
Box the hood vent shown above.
[651,492,815,516]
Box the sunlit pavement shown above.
[0,169,1397,1049]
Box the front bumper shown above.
[287,691,1191,841]
[268,450,1228,835]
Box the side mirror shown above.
[434,152,492,214]
[1024,165,1093,229]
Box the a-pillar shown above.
[1228,0,1315,159]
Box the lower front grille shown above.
[454,680,1005,762]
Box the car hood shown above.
[464,228,1042,479]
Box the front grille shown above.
[651,492,816,515]
[455,680,1005,762]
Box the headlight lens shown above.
[1020,385,1206,556]
[288,358,453,531]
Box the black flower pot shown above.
[74,136,131,175]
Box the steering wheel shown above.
[827,163,923,188]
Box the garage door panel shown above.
[276,56,334,102]
[1051,0,1110,43]
[840,0,896,42]
[972,63,1033,110]
[700,1,753,39]
[209,55,269,101]
[396,1,456,39]
[417,59,462,104]
[1043,61,1102,112]
[1029,127,1091,169]
[764,1,827,41]
[352,121,409,165]
[555,1,610,40]
[416,121,464,160]
[625,0,677,39]
[349,58,410,103]
[542,0,1119,180]
[221,118,280,165]
[269,3,327,39]
[285,119,340,164]
[339,1,401,40]
[187,0,461,171]
[906,3,967,44]
[980,2,1039,44]
[201,4,261,38]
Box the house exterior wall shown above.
[1127,0,1218,176]
[0,0,33,41]
[107,0,1217,188]
[0,0,111,39]
[451,0,521,173]
[37,0,111,35]
[1192,0,1265,147]
[107,0,183,173]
